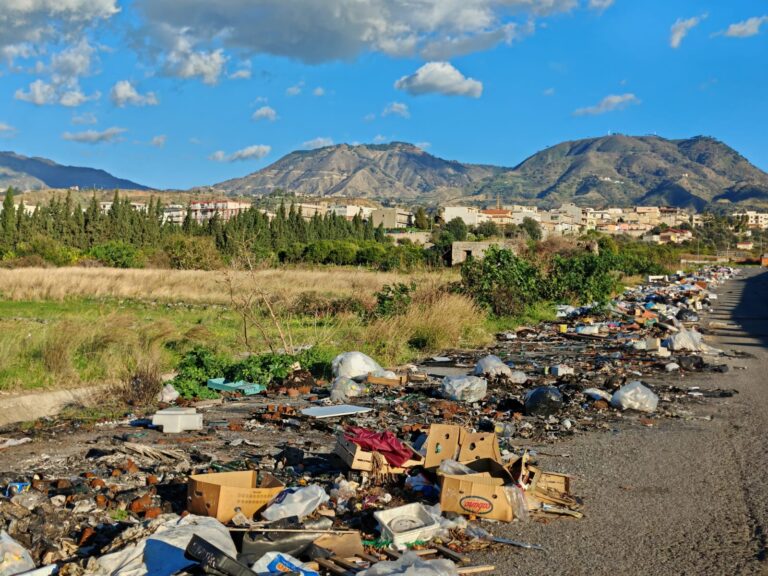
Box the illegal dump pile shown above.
[0,267,741,576]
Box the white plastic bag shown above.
[611,381,658,413]
[358,551,458,576]
[332,352,383,381]
[508,371,528,384]
[252,552,319,576]
[330,377,366,402]
[157,384,180,403]
[0,531,35,576]
[440,375,487,403]
[473,355,512,379]
[261,485,330,522]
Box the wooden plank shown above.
[315,558,352,576]
[330,556,364,572]
[457,565,496,574]
[433,544,470,565]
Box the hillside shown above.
[210,136,768,210]
[477,135,768,210]
[0,152,148,192]
[211,142,502,202]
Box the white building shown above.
[330,204,374,221]
[442,206,482,227]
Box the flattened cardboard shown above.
[187,470,284,523]
[313,533,365,558]
[438,458,517,522]
[423,424,501,470]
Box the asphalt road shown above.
[476,267,768,575]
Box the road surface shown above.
[478,267,768,575]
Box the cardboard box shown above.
[423,424,501,470]
[334,435,423,474]
[187,471,284,523]
[438,458,517,522]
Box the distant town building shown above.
[100,201,147,213]
[451,240,519,266]
[479,208,513,226]
[442,206,482,227]
[371,207,413,229]
[733,210,768,230]
[163,200,252,224]
[330,204,374,221]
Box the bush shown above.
[372,282,416,318]
[164,235,223,271]
[171,346,230,399]
[90,241,144,268]
[18,235,79,266]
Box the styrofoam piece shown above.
[301,405,372,419]
[374,503,440,548]
[151,407,203,434]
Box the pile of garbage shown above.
[0,266,742,575]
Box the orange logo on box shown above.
[459,496,493,514]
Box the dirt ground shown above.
[476,267,768,575]
[1,268,766,575]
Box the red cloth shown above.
[344,426,414,468]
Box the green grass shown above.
[0,289,495,392]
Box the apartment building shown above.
[371,207,413,229]
[443,206,482,226]
[330,204,374,221]
[163,200,252,224]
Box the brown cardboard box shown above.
[438,458,518,522]
[187,471,284,523]
[423,424,501,470]
[334,435,424,474]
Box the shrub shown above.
[164,235,223,271]
[372,282,416,318]
[19,235,79,266]
[90,241,144,269]
[170,345,230,399]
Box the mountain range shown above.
[0,151,147,192]
[4,135,768,209]
[211,135,768,210]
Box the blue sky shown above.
[0,0,766,190]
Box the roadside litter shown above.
[0,265,741,575]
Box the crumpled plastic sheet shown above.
[473,355,512,379]
[90,514,236,576]
[358,551,458,576]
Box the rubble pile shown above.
[0,266,743,576]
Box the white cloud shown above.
[588,0,614,10]
[151,135,167,147]
[286,81,304,96]
[373,134,388,144]
[395,61,482,98]
[209,144,271,162]
[159,29,227,84]
[110,80,159,107]
[50,39,99,84]
[722,16,768,38]
[301,137,333,150]
[415,141,431,150]
[543,87,556,96]
[62,126,126,144]
[136,0,578,65]
[59,88,100,107]
[229,61,252,79]
[670,15,706,49]
[72,112,98,125]
[574,93,640,116]
[15,79,57,105]
[0,0,118,67]
[252,106,278,121]
[313,86,325,96]
[0,123,16,135]
[382,102,410,118]
[363,113,377,122]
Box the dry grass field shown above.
[0,266,458,306]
